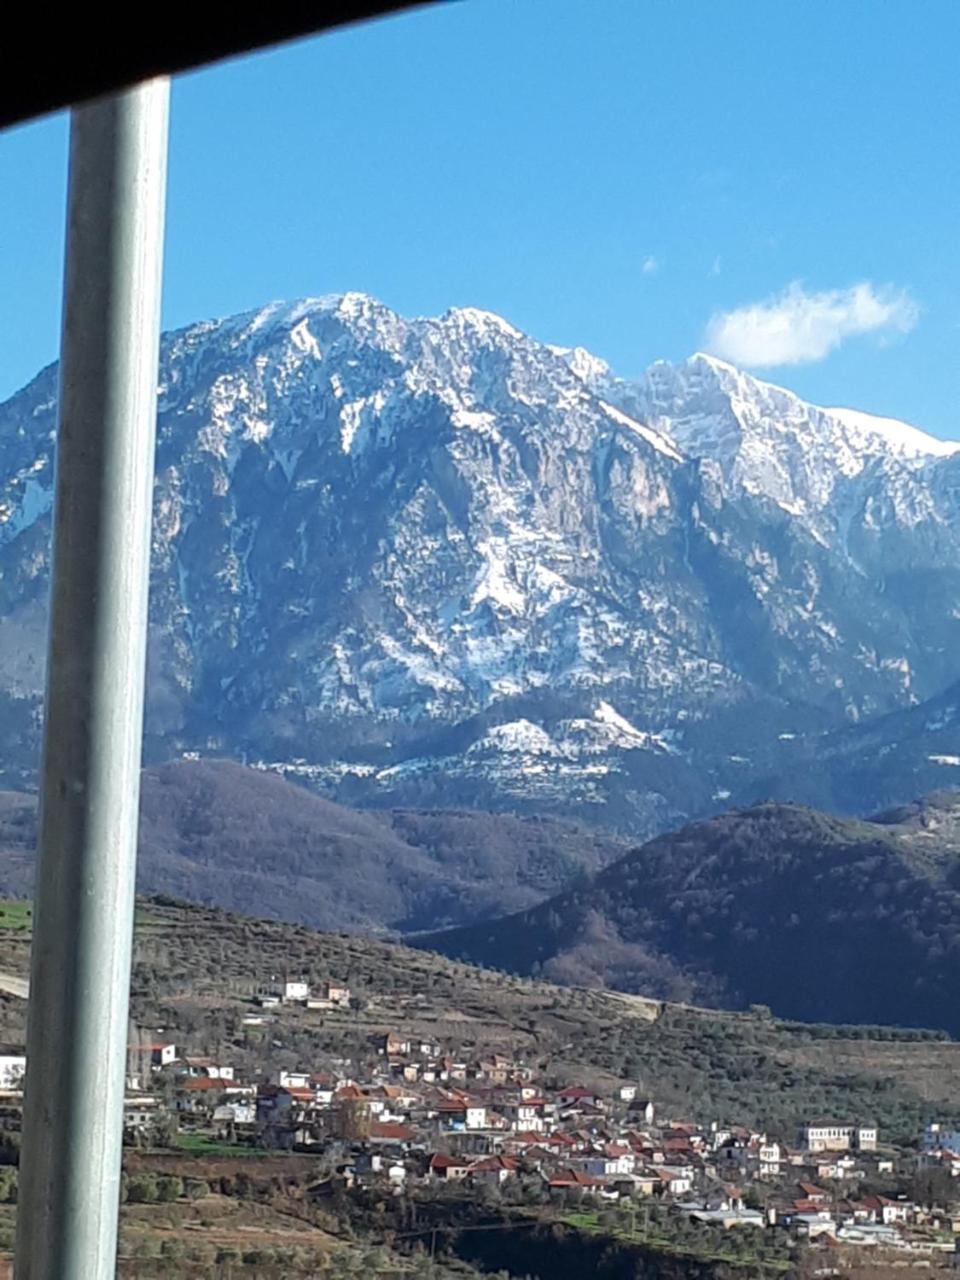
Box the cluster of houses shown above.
[2,983,956,1262]
[112,1015,960,1258]
[255,977,352,1011]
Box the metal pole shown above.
[14,79,169,1280]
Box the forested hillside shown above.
[416,793,960,1033]
[0,759,625,932]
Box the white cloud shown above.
[704,281,919,367]
[642,255,659,276]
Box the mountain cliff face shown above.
[0,294,958,832]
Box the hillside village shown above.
[103,972,960,1266]
[0,899,959,1274]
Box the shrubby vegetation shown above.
[421,799,960,1034]
[579,1003,960,1138]
[0,758,626,933]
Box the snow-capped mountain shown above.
[0,293,958,833]
[598,352,958,524]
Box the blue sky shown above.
[1,0,958,435]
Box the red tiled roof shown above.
[549,1168,599,1187]
[471,1156,518,1173]
[370,1122,413,1141]
[430,1153,469,1170]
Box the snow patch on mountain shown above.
[598,400,682,462]
[1,291,960,833]
[824,407,959,460]
[548,344,612,388]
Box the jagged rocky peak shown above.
[1,295,960,835]
[630,351,922,464]
[588,351,958,520]
[545,343,613,389]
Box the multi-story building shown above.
[798,1122,877,1153]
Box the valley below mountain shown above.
[5,757,960,1037]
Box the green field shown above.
[172,1133,260,1158]
[0,900,160,931]
[0,901,31,930]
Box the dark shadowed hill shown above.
[412,792,960,1034]
[0,759,626,933]
[732,679,960,819]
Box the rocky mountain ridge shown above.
[0,293,958,833]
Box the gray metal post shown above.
[14,79,169,1280]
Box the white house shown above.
[656,1167,694,1196]
[149,1043,177,1068]
[0,1050,26,1089]
[814,1153,857,1181]
[864,1195,913,1225]
[213,1100,256,1127]
[182,1057,234,1081]
[276,1069,311,1090]
[123,1095,161,1134]
[581,1147,635,1179]
[724,1138,781,1178]
[258,978,309,1004]
[798,1122,877,1152]
[504,1101,545,1133]
[758,1141,781,1177]
[466,1105,488,1130]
